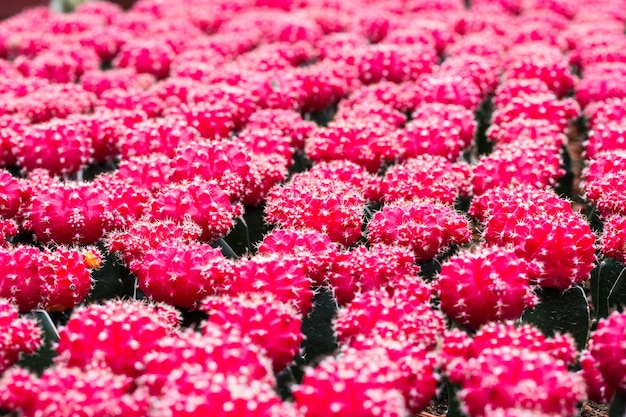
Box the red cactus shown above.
[132,240,233,309]
[377,155,471,205]
[56,299,179,377]
[81,68,155,98]
[0,246,48,312]
[201,291,303,372]
[0,365,148,417]
[147,179,242,242]
[491,93,580,131]
[27,181,117,245]
[14,120,93,177]
[294,347,413,417]
[257,228,340,286]
[435,245,537,329]
[0,298,42,373]
[226,255,313,314]
[245,108,316,150]
[326,243,419,305]
[417,73,483,111]
[441,321,585,417]
[399,102,476,161]
[578,350,615,404]
[585,120,626,159]
[305,119,401,173]
[471,138,565,195]
[585,171,626,217]
[334,278,442,348]
[118,116,200,159]
[38,247,95,312]
[112,152,175,193]
[264,174,365,247]
[589,311,626,392]
[96,87,165,118]
[479,187,597,289]
[106,219,202,270]
[367,199,470,262]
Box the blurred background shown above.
[1,0,136,21]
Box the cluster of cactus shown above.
[1,0,626,416]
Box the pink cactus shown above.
[583,97,626,128]
[81,68,155,98]
[201,291,303,372]
[398,102,476,161]
[0,169,23,220]
[367,199,470,262]
[264,174,365,247]
[147,179,242,242]
[441,321,585,417]
[417,73,483,111]
[38,246,97,312]
[0,298,42,373]
[585,171,626,217]
[27,180,117,245]
[601,215,626,263]
[585,120,626,159]
[0,365,149,417]
[132,240,233,309]
[245,108,316,150]
[14,120,93,177]
[96,87,165,118]
[118,116,200,159]
[226,255,313,314]
[377,155,471,205]
[305,119,401,173]
[295,346,426,417]
[56,299,179,377]
[435,245,537,329]
[335,277,442,348]
[578,350,615,404]
[491,93,580,131]
[471,138,565,195]
[478,187,596,289]
[113,38,176,79]
[326,243,419,305]
[106,219,202,270]
[257,228,340,286]
[112,152,175,193]
[589,311,626,391]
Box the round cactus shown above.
[435,245,537,329]
[589,311,626,392]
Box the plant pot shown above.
[0,0,50,21]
